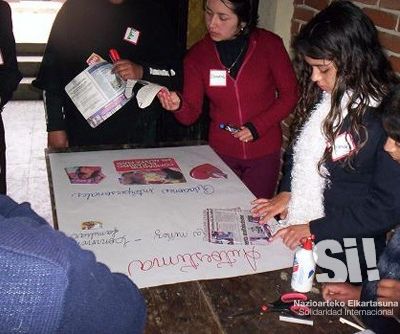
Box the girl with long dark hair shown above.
[252,1,400,280]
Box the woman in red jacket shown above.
[158,0,298,198]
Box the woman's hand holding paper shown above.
[157,89,181,112]
[112,59,143,81]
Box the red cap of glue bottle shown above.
[302,235,314,250]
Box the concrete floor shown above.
[2,1,64,224]
[3,101,53,225]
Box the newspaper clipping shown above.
[204,208,289,245]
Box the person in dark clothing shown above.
[251,1,400,280]
[33,0,179,148]
[322,85,400,334]
[0,0,23,194]
[0,194,146,333]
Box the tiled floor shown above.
[3,101,53,225]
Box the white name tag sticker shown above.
[124,27,140,45]
[0,49,4,65]
[332,132,356,161]
[209,70,227,87]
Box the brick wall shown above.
[277,1,400,191]
[280,0,400,149]
[291,0,400,74]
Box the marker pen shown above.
[109,48,120,63]
[219,123,240,133]
[109,49,124,85]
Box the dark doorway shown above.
[158,0,189,52]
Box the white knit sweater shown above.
[287,92,348,225]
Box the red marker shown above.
[109,49,120,63]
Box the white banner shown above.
[48,145,294,288]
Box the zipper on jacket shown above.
[234,81,247,159]
[234,39,255,159]
[212,37,256,159]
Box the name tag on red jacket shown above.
[209,70,227,87]
[332,132,356,161]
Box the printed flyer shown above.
[65,59,164,128]
[114,158,186,185]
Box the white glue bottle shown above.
[291,235,316,293]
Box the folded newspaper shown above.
[65,60,164,128]
[204,208,289,245]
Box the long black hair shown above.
[291,0,398,168]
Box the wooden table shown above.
[142,268,360,334]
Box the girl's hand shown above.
[251,192,290,224]
[322,283,362,304]
[271,223,311,249]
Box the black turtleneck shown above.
[215,33,248,78]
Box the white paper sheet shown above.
[48,145,294,288]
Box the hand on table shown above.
[322,282,362,305]
[251,192,290,224]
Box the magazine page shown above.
[238,210,270,245]
[65,58,166,128]
[65,61,129,128]
[114,157,186,185]
[266,218,290,236]
[205,208,282,245]
[205,208,244,245]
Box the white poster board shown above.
[48,145,294,288]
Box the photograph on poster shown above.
[65,166,106,184]
[114,158,186,185]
